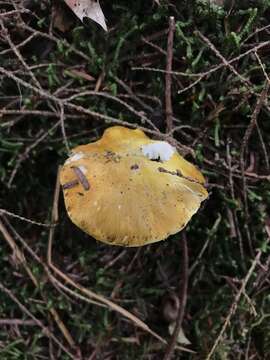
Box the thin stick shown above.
[0,281,74,359]
[240,82,269,217]
[0,208,55,227]
[163,232,189,360]
[165,17,175,133]
[196,30,252,89]
[0,217,76,350]
[133,40,270,94]
[72,166,90,190]
[0,218,38,287]
[59,103,70,153]
[254,51,270,84]
[47,166,61,269]
[205,248,264,359]
[0,19,41,89]
[7,120,61,187]
[0,319,37,326]
[6,218,105,309]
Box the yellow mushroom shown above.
[60,126,208,246]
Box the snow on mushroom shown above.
[60,126,208,246]
[141,141,175,162]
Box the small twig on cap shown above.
[165,16,175,133]
[62,179,79,190]
[71,166,90,191]
[163,231,189,360]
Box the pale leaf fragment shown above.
[64,0,107,31]
[67,68,95,82]
[168,323,191,345]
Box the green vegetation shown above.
[0,0,270,358]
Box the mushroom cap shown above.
[60,126,208,247]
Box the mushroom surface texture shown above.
[60,126,208,246]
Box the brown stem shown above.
[165,17,175,133]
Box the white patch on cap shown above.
[78,165,87,174]
[142,141,175,162]
[65,152,84,165]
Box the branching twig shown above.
[0,281,74,359]
[0,19,41,89]
[196,30,252,89]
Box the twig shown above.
[0,319,37,326]
[254,51,270,84]
[165,17,175,133]
[226,140,245,264]
[0,281,74,359]
[0,208,55,227]
[0,19,41,89]
[112,75,154,113]
[142,36,167,56]
[0,9,30,17]
[0,216,76,351]
[0,109,87,129]
[256,123,270,171]
[0,66,191,159]
[240,82,269,217]
[65,91,157,131]
[163,232,189,360]
[243,24,270,44]
[132,66,203,77]
[7,120,61,187]
[133,40,270,95]
[0,217,38,287]
[205,248,264,359]
[104,249,127,270]
[0,33,35,56]
[59,103,70,153]
[47,167,61,270]
[196,30,270,120]
[196,30,252,89]
[20,23,92,63]
[6,218,104,309]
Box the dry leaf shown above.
[64,0,107,31]
[67,68,96,82]
[168,323,191,345]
